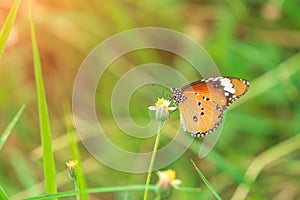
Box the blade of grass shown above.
[64,104,88,200]
[0,104,25,150]
[23,185,158,200]
[28,0,57,195]
[191,160,222,200]
[0,104,26,200]
[0,185,9,200]
[188,140,246,186]
[0,0,21,60]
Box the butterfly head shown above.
[171,86,186,104]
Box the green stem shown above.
[143,121,164,200]
[74,178,80,200]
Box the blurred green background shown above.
[1,0,300,199]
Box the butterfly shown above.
[171,76,249,137]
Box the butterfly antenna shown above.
[151,82,170,90]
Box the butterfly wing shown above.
[182,77,249,111]
[178,91,223,137]
[176,76,249,137]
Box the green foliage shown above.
[0,0,300,200]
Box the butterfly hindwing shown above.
[178,91,223,137]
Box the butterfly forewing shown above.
[183,77,249,110]
[230,78,249,96]
[183,81,227,109]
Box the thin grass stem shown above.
[191,160,222,200]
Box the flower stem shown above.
[74,178,80,200]
[143,121,164,200]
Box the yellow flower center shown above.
[164,169,176,180]
[155,98,171,109]
[155,98,165,106]
[66,160,78,170]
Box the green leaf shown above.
[0,0,21,60]
[28,0,57,196]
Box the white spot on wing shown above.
[220,78,236,94]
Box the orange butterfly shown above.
[171,76,249,137]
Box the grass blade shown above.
[0,0,21,60]
[0,185,9,200]
[28,0,57,195]
[191,160,222,200]
[0,104,25,150]
[23,185,158,200]
[64,104,88,200]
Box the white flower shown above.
[148,98,176,121]
[157,169,182,189]
[66,160,78,180]
[66,160,78,170]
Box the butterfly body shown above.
[171,76,249,137]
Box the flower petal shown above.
[148,106,157,110]
[171,179,182,188]
[168,107,177,111]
